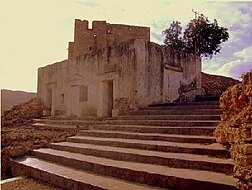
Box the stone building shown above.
[37,19,202,118]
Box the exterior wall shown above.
[163,66,183,103]
[134,41,202,107]
[38,40,138,117]
[37,19,202,118]
[37,60,68,117]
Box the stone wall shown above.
[214,70,252,190]
[68,19,150,60]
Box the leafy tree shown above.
[163,14,229,58]
[163,21,185,50]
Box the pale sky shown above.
[1,0,252,92]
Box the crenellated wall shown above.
[68,19,150,61]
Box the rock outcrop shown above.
[1,97,44,127]
[214,70,252,189]
[1,89,36,115]
[201,72,240,99]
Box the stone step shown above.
[29,149,236,189]
[33,119,104,126]
[116,115,220,120]
[185,101,220,105]
[33,123,215,136]
[128,109,221,115]
[86,125,216,136]
[103,120,219,126]
[11,157,161,190]
[34,119,219,127]
[48,142,234,174]
[33,122,79,129]
[148,101,220,107]
[67,136,229,157]
[79,130,216,143]
[141,104,220,110]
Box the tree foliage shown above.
[163,14,229,58]
[163,21,185,50]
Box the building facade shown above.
[37,19,202,118]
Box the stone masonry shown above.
[37,19,202,118]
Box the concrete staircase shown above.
[11,101,237,190]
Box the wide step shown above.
[104,120,219,126]
[18,100,235,190]
[79,130,216,143]
[67,136,229,157]
[142,104,220,110]
[30,149,236,190]
[48,142,234,174]
[129,109,221,115]
[116,115,220,120]
[11,157,160,190]
[87,125,216,136]
[35,119,219,127]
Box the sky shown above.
[1,0,252,92]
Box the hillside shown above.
[1,89,36,115]
[201,72,240,99]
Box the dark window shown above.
[61,93,64,104]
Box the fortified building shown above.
[37,19,202,118]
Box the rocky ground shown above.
[1,177,64,190]
[1,97,44,127]
[1,124,78,180]
[1,97,78,180]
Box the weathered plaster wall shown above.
[134,41,201,107]
[37,60,68,116]
[163,66,183,103]
[38,40,138,118]
[38,39,201,117]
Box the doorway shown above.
[103,80,113,117]
[45,89,52,116]
[70,86,79,117]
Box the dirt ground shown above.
[1,177,64,190]
[1,124,78,180]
